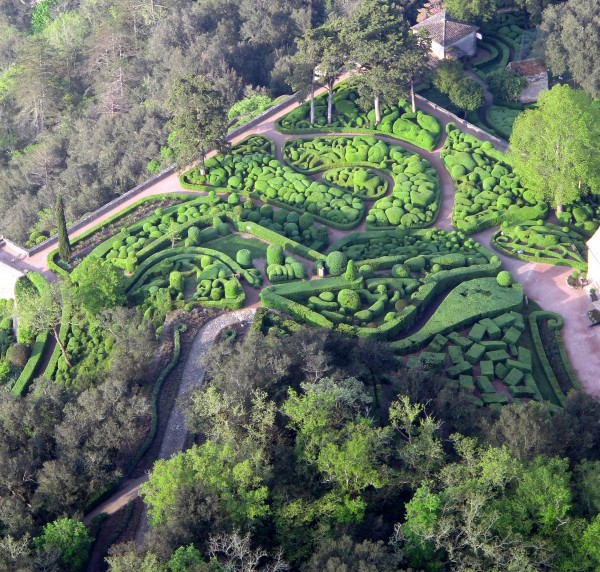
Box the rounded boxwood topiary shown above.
[224,279,242,298]
[299,212,315,231]
[236,249,252,267]
[267,244,284,266]
[359,264,374,278]
[497,270,513,287]
[169,271,184,292]
[338,289,361,311]
[326,251,348,276]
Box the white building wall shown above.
[0,262,24,299]
[431,41,445,59]
[450,34,477,57]
[588,250,600,288]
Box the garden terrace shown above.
[442,124,548,233]
[275,85,442,151]
[283,136,440,229]
[261,230,501,340]
[180,136,365,230]
[126,248,248,313]
[328,228,493,270]
[492,220,588,272]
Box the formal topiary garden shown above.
[181,136,365,229]
[442,124,548,233]
[275,85,442,150]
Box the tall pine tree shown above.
[56,194,71,262]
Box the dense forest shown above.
[0,0,397,244]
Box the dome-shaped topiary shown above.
[325,251,348,276]
[267,244,284,266]
[497,270,513,287]
[338,289,361,311]
[236,249,252,267]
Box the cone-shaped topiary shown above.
[344,259,356,281]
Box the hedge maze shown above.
[276,85,442,150]
[34,106,581,412]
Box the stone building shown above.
[412,10,479,60]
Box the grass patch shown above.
[204,234,269,260]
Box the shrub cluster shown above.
[492,220,587,271]
[239,204,327,248]
[442,125,547,233]
[404,310,547,406]
[276,85,441,150]
[182,139,364,229]
[283,136,440,229]
[322,167,387,199]
[558,197,600,236]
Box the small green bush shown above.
[236,248,253,267]
[267,244,284,266]
[496,271,513,287]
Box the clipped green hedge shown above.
[11,330,49,396]
[275,84,441,151]
[128,326,182,472]
[442,125,548,234]
[180,136,365,230]
[391,277,523,355]
[228,218,325,262]
[283,136,441,229]
[46,193,201,277]
[492,221,587,271]
[528,311,580,405]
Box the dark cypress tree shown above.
[56,194,71,262]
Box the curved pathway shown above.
[83,308,256,527]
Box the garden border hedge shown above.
[11,272,51,396]
[528,311,581,405]
[491,227,587,272]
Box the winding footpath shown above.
[83,308,256,528]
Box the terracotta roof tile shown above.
[412,10,478,47]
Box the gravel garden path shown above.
[83,308,256,531]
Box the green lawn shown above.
[203,234,269,260]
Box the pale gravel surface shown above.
[134,308,256,543]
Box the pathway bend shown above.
[83,309,256,529]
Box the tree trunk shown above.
[199,153,206,176]
[410,75,416,113]
[310,79,315,127]
[374,95,381,126]
[327,79,334,124]
[556,202,563,215]
[53,326,72,368]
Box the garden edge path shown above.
[83,309,256,530]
